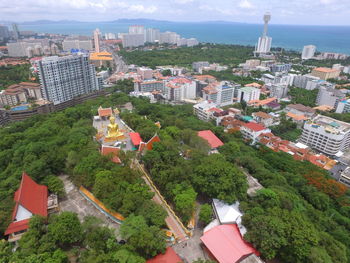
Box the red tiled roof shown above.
[101,145,121,164]
[5,219,30,235]
[146,247,183,263]
[5,173,48,236]
[98,107,113,117]
[208,107,223,113]
[13,173,48,218]
[242,122,266,132]
[146,134,161,150]
[129,132,142,146]
[201,224,260,263]
[197,130,224,149]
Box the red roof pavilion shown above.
[5,173,48,236]
[98,106,113,118]
[129,132,142,146]
[146,247,183,263]
[101,145,121,164]
[197,130,224,149]
[201,224,260,263]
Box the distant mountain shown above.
[110,18,171,24]
[18,20,84,25]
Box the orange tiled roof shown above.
[286,112,307,121]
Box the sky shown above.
[1,0,350,25]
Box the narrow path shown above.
[135,162,189,243]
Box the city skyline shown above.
[0,0,350,26]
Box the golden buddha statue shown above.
[105,116,125,142]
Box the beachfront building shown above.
[255,12,272,54]
[300,115,350,156]
[37,54,101,105]
[302,45,316,60]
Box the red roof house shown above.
[129,132,143,147]
[197,130,224,149]
[201,224,260,263]
[101,145,121,164]
[146,247,183,263]
[5,173,48,237]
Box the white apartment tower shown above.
[37,54,101,105]
[129,25,145,35]
[302,45,316,60]
[93,28,101,52]
[300,115,350,156]
[255,12,272,54]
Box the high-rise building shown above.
[145,28,160,43]
[12,23,20,40]
[255,13,272,54]
[0,25,10,41]
[302,45,316,60]
[93,28,101,52]
[236,86,261,103]
[7,40,57,57]
[62,39,93,51]
[311,67,341,80]
[122,34,145,48]
[129,25,145,35]
[316,85,345,108]
[159,31,180,44]
[37,54,101,105]
[105,33,116,40]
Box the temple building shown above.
[5,173,58,242]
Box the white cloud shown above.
[238,0,255,9]
[128,4,158,13]
[173,0,194,4]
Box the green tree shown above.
[199,204,212,225]
[48,212,82,246]
[120,215,166,258]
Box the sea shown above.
[19,21,350,55]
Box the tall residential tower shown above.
[37,54,101,105]
[93,28,101,52]
[255,12,272,54]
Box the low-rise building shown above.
[240,122,271,142]
[285,104,316,118]
[300,115,350,156]
[89,51,113,67]
[339,167,350,187]
[134,79,164,93]
[286,112,307,127]
[311,67,341,80]
[193,100,220,121]
[252,111,274,127]
[0,82,42,106]
[198,130,224,152]
[266,83,289,99]
[336,98,350,113]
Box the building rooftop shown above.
[201,224,260,263]
[101,145,121,164]
[5,173,48,236]
[286,112,307,121]
[242,122,266,132]
[306,115,350,134]
[287,104,315,114]
[253,111,272,119]
[129,132,142,146]
[313,67,339,73]
[146,247,183,263]
[198,130,224,149]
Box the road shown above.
[106,46,128,73]
[136,162,189,243]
